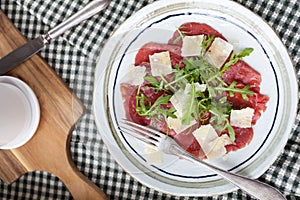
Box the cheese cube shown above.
[194,82,206,92]
[170,84,191,118]
[170,91,185,118]
[206,134,232,159]
[125,65,146,85]
[230,107,255,128]
[181,35,204,57]
[193,124,232,160]
[149,51,173,76]
[192,124,219,156]
[205,38,233,68]
[167,115,197,134]
[145,146,163,165]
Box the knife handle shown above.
[45,0,110,41]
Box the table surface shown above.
[0,0,299,199]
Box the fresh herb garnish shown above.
[209,101,235,141]
[223,48,254,71]
[135,87,175,119]
[135,35,254,142]
[201,35,215,53]
[144,76,160,87]
[181,83,198,125]
[172,26,188,44]
[215,81,253,100]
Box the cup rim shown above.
[0,76,40,149]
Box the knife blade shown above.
[0,36,47,74]
[0,0,110,75]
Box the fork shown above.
[119,119,286,200]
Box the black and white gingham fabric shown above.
[0,0,299,199]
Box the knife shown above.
[0,0,110,75]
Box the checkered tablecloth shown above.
[0,0,299,199]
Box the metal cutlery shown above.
[0,0,111,74]
[120,119,287,200]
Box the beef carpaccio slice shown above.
[120,22,269,159]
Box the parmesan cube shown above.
[192,124,219,156]
[230,107,255,128]
[170,83,194,119]
[194,82,206,92]
[167,115,197,134]
[205,38,233,68]
[206,134,232,160]
[149,51,173,76]
[170,84,191,118]
[124,65,146,85]
[181,35,204,57]
[193,124,232,160]
[145,146,163,165]
[170,91,185,118]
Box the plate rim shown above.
[93,0,298,196]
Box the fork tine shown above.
[119,122,160,141]
[119,125,159,149]
[121,119,166,139]
[119,121,160,150]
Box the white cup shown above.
[0,76,40,149]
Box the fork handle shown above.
[46,0,110,40]
[170,144,286,200]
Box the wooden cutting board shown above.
[0,10,107,199]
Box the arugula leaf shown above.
[144,75,173,92]
[166,107,177,119]
[215,81,254,100]
[209,101,235,142]
[226,124,235,142]
[144,76,159,86]
[172,26,188,44]
[135,86,151,115]
[181,83,199,125]
[135,89,174,118]
[153,95,171,107]
[238,47,254,57]
[223,48,254,71]
[201,35,215,53]
[134,40,254,143]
